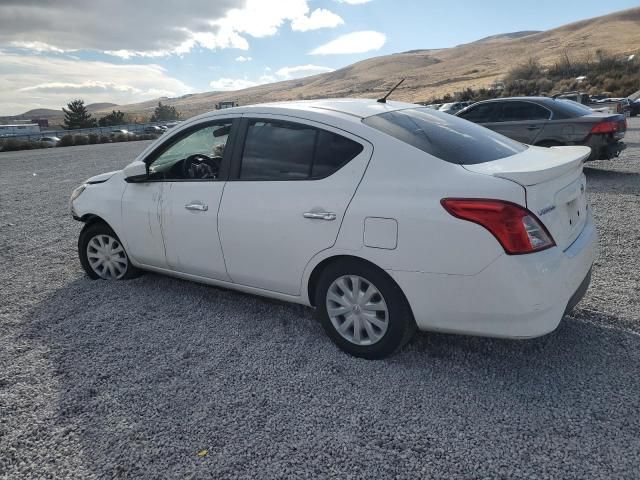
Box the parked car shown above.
[439,102,470,115]
[605,98,633,117]
[70,99,596,359]
[143,126,164,134]
[556,92,629,115]
[630,99,640,117]
[39,136,60,147]
[456,97,627,160]
[425,103,442,110]
[110,129,130,136]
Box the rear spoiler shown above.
[462,146,591,186]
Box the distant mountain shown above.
[3,103,118,122]
[86,102,118,111]
[19,108,61,118]
[469,31,541,44]
[97,6,640,118]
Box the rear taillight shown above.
[441,199,555,255]
[590,121,619,134]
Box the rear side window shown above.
[497,101,550,122]
[240,120,363,180]
[362,107,526,165]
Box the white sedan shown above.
[70,99,597,358]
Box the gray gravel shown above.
[1,125,639,479]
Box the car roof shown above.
[189,98,418,124]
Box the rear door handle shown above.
[185,203,208,211]
[303,211,336,221]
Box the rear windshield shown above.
[362,107,526,165]
[554,99,592,117]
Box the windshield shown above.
[362,107,526,165]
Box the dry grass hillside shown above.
[90,7,640,118]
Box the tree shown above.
[62,99,96,129]
[150,101,180,122]
[98,110,127,127]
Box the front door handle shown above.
[303,211,336,221]
[526,125,541,130]
[185,203,208,211]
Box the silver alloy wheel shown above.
[86,234,128,280]
[326,275,389,346]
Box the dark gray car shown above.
[456,97,627,161]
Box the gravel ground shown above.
[1,124,639,480]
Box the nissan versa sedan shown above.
[70,99,597,359]
[456,96,626,160]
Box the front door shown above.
[132,118,238,280]
[218,116,372,296]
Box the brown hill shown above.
[89,6,640,118]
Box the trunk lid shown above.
[463,145,591,250]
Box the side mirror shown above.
[123,161,148,183]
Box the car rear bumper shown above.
[388,212,598,339]
[584,136,626,161]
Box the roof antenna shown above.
[377,78,405,103]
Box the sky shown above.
[0,0,637,115]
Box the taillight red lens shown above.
[441,198,555,255]
[590,121,619,134]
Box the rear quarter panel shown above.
[310,131,527,278]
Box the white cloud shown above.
[275,64,335,79]
[209,78,261,91]
[210,63,334,91]
[291,8,344,32]
[10,41,72,54]
[335,0,373,4]
[235,55,253,62]
[1,0,343,58]
[0,53,192,115]
[310,30,386,55]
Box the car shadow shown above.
[584,165,640,194]
[11,273,640,477]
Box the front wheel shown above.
[315,260,416,359]
[78,222,140,280]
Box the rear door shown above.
[218,115,372,295]
[486,101,551,144]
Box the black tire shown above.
[78,222,140,280]
[315,259,416,359]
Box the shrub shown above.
[99,135,111,143]
[59,134,74,147]
[0,138,33,151]
[74,135,89,145]
[88,133,99,144]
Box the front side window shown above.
[458,103,499,123]
[363,107,526,165]
[148,121,232,180]
[496,102,550,122]
[239,120,363,181]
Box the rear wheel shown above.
[78,222,140,280]
[315,259,416,359]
